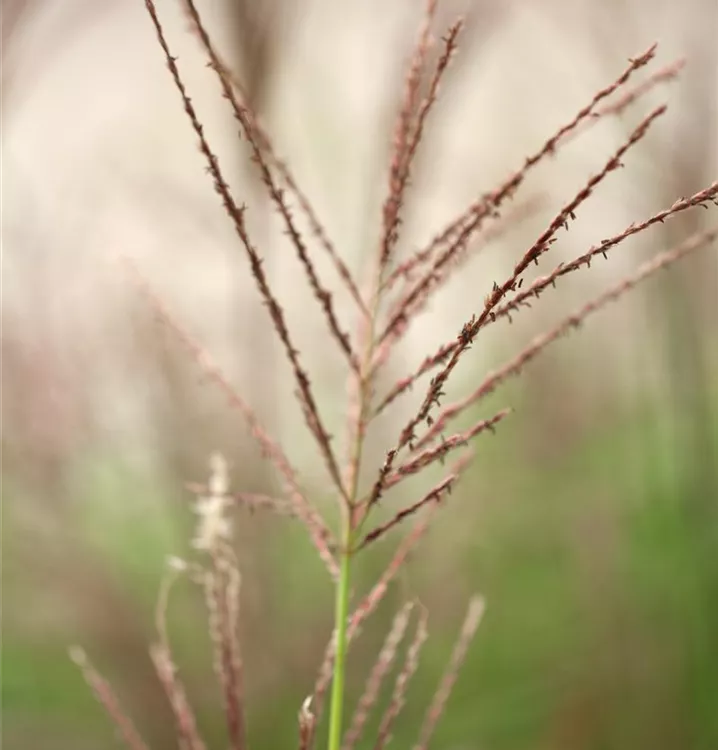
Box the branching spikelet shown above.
[76,4,718,750]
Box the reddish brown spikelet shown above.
[515,105,666,273]
[359,472,457,551]
[365,448,398,512]
[181,30,367,319]
[144,0,347,500]
[377,43,661,354]
[442,59,684,236]
[374,341,457,417]
[380,0,439,273]
[382,17,463,276]
[493,182,718,323]
[374,607,429,750]
[125,261,339,579]
[377,102,664,351]
[419,226,717,447]
[382,195,542,299]
[390,105,666,466]
[381,182,718,405]
[182,0,360,373]
[372,198,543,379]
[366,106,664,514]
[69,648,152,750]
[590,58,685,121]
[385,408,511,489]
[402,20,463,181]
[353,452,473,600]
[414,44,656,258]
[399,0,439,156]
[342,602,415,750]
[413,596,485,750]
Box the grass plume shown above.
[73,2,718,749]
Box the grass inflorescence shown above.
[73,1,718,749]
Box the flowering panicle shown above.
[75,3,717,750]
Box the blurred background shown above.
[2,0,717,748]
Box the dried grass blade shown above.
[150,644,208,750]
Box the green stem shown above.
[326,256,385,750]
[327,532,352,750]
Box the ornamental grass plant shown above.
[72,1,718,749]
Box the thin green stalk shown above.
[326,262,385,750]
[327,536,352,750]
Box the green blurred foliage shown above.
[4,387,717,750]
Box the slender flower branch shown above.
[144,0,348,500]
[417,226,718,447]
[366,105,665,517]
[180,5,367,318]
[379,0,440,275]
[125,260,339,578]
[183,0,360,373]
[374,607,429,750]
[342,602,415,750]
[413,597,486,750]
[374,182,718,413]
[377,44,659,348]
